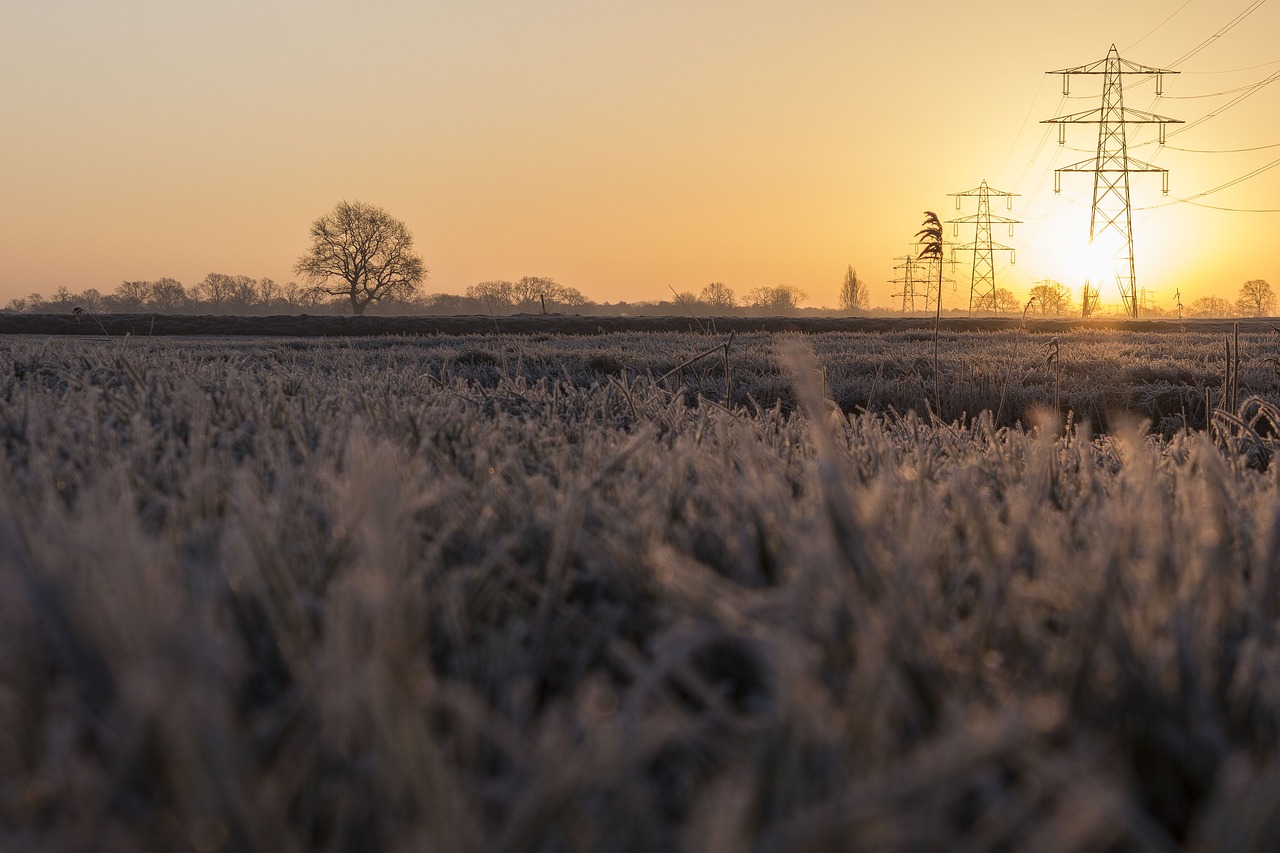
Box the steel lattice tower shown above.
[1081,281,1100,317]
[892,252,954,313]
[947,181,1019,316]
[920,255,956,316]
[891,254,924,313]
[1043,46,1180,319]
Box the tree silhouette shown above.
[150,278,189,312]
[746,285,808,312]
[294,201,426,315]
[839,265,870,312]
[1028,281,1073,316]
[1235,279,1275,317]
[700,281,737,308]
[1189,295,1233,318]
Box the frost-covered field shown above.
[3,332,1280,851]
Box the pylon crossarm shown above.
[1058,157,1167,174]
[1046,49,1178,77]
[949,187,1018,198]
[1043,108,1105,124]
[952,242,1017,253]
[1118,107,1181,124]
[1093,166,1168,174]
[1054,155,1102,172]
[1044,108,1180,125]
[947,213,1022,225]
[1047,63,1177,77]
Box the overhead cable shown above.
[1136,152,1280,208]
[1167,0,1270,68]
[1125,0,1197,52]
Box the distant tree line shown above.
[2,276,831,317]
[3,276,324,316]
[1177,282,1274,318]
[466,277,590,311]
[8,275,1273,319]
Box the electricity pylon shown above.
[1043,45,1180,319]
[891,254,924,313]
[1081,281,1099,318]
[892,252,954,313]
[920,255,956,316]
[947,180,1019,316]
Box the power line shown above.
[1179,155,1280,198]
[1136,152,1280,208]
[1167,0,1270,68]
[1172,200,1280,212]
[994,76,1048,179]
[1145,65,1280,142]
[1181,58,1280,74]
[1125,0,1197,52]
[1159,80,1280,98]
[1166,141,1280,153]
[1123,2,1276,145]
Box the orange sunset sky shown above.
[2,1,1278,311]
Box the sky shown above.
[2,0,1278,312]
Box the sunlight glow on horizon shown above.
[1,1,1278,312]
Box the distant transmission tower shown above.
[891,254,924,313]
[1044,45,1180,319]
[947,180,1019,316]
[1081,281,1099,318]
[892,252,954,313]
[920,255,956,316]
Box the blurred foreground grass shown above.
[3,331,1280,851]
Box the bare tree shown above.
[1028,280,1073,316]
[150,278,189,312]
[258,278,284,309]
[467,280,516,308]
[700,281,737,308]
[283,280,320,308]
[973,288,1022,314]
[746,285,807,312]
[50,287,77,311]
[670,289,701,308]
[192,274,265,312]
[194,274,234,308]
[512,276,556,306]
[553,284,588,307]
[108,281,151,312]
[1189,295,1234,317]
[510,276,586,309]
[79,288,106,313]
[1236,280,1275,317]
[226,275,261,311]
[839,265,870,312]
[294,201,426,315]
